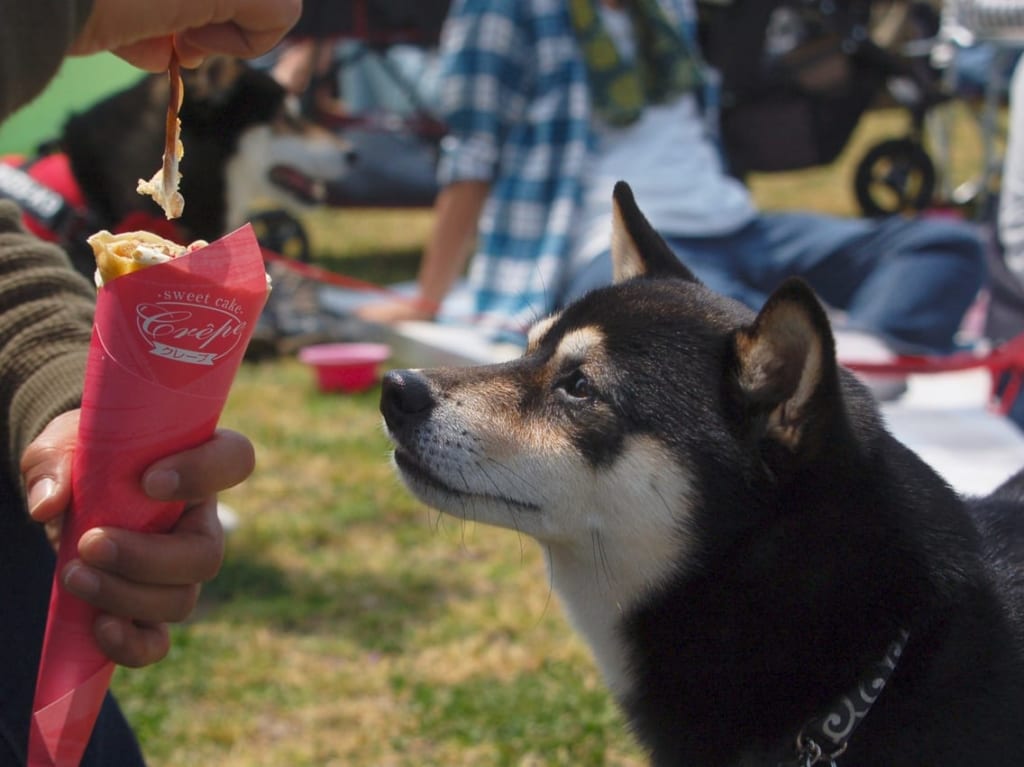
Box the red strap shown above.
[260,247,397,296]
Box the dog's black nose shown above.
[380,369,435,431]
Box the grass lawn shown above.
[110,106,992,766]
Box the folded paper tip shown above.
[29,663,114,767]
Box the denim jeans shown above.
[0,489,145,767]
[564,212,986,355]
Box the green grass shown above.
[109,107,992,765]
[115,359,639,766]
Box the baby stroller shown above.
[699,0,893,176]
[699,0,1024,422]
[698,0,991,217]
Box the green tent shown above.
[0,53,141,156]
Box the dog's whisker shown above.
[533,542,556,626]
[475,460,534,520]
[464,445,543,498]
[590,528,615,590]
[590,528,603,587]
[470,460,534,560]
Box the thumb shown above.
[21,410,78,524]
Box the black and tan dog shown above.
[381,182,1024,766]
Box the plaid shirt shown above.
[436,0,700,340]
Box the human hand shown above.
[69,0,302,71]
[21,410,256,667]
[355,295,441,324]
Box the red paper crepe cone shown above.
[28,224,269,767]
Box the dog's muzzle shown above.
[380,369,435,435]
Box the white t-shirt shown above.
[570,6,757,271]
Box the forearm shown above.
[0,202,93,489]
[416,180,491,308]
[0,0,93,121]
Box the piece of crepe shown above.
[137,51,185,218]
[88,229,208,285]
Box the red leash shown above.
[844,333,1024,415]
[261,246,398,296]
[258,247,543,342]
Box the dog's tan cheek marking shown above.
[441,377,533,459]
[443,327,609,464]
[509,326,609,456]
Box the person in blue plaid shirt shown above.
[359,0,985,369]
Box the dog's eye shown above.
[557,370,594,400]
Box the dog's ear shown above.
[181,56,286,128]
[184,56,246,107]
[730,278,839,455]
[611,181,698,284]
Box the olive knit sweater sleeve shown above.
[0,201,93,492]
[0,0,95,492]
[0,0,94,119]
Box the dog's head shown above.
[382,182,877,604]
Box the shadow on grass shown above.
[398,661,630,762]
[200,547,464,654]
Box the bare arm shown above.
[417,180,491,311]
[356,180,490,323]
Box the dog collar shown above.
[786,628,910,766]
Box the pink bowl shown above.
[298,343,391,393]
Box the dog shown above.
[2,57,349,276]
[380,182,1024,766]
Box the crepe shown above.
[27,50,270,767]
[88,229,208,285]
[137,51,185,218]
[30,222,271,767]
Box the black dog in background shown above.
[65,58,285,244]
[2,57,349,278]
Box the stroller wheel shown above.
[854,138,936,217]
[249,208,312,262]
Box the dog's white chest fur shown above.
[539,444,696,700]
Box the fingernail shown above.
[79,530,118,567]
[64,563,99,598]
[143,468,180,500]
[27,478,56,517]
[96,616,124,648]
